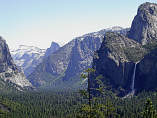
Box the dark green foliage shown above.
[0,91,82,118]
[78,69,118,118]
[0,79,20,93]
[143,40,157,52]
[141,98,157,118]
[124,47,146,62]
[0,90,156,118]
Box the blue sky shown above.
[0,0,157,49]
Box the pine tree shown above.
[141,98,157,118]
[78,68,118,118]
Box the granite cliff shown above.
[128,2,157,45]
[0,37,32,90]
[92,2,157,95]
[28,27,128,88]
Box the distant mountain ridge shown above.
[83,26,128,36]
[28,26,129,89]
[11,45,46,76]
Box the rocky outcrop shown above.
[128,2,157,45]
[44,42,60,57]
[62,35,102,87]
[0,37,16,72]
[135,48,157,91]
[0,37,32,89]
[92,32,146,95]
[28,39,76,87]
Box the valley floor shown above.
[0,90,157,118]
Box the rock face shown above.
[29,39,76,87]
[135,48,157,91]
[28,27,129,88]
[44,42,60,57]
[127,2,157,92]
[62,35,102,86]
[11,45,46,76]
[92,2,157,95]
[0,37,32,89]
[128,2,157,45]
[92,32,145,94]
[29,37,102,88]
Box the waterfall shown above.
[130,63,137,94]
[123,62,139,98]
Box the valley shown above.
[0,1,157,118]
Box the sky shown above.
[0,0,157,49]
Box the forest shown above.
[0,88,157,118]
[0,69,157,118]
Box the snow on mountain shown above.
[11,45,46,76]
[105,26,124,31]
[77,26,129,40]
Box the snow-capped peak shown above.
[11,45,46,55]
[105,26,124,31]
[10,45,46,76]
[75,26,129,41]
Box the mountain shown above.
[0,37,32,90]
[28,27,129,88]
[135,47,157,91]
[92,2,157,96]
[11,45,46,76]
[91,32,146,95]
[128,2,157,45]
[44,42,60,57]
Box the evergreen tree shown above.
[141,98,157,118]
[78,68,118,118]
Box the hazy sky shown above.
[0,0,157,49]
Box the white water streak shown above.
[123,62,139,98]
[131,63,137,91]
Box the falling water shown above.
[123,62,139,98]
[130,63,137,94]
